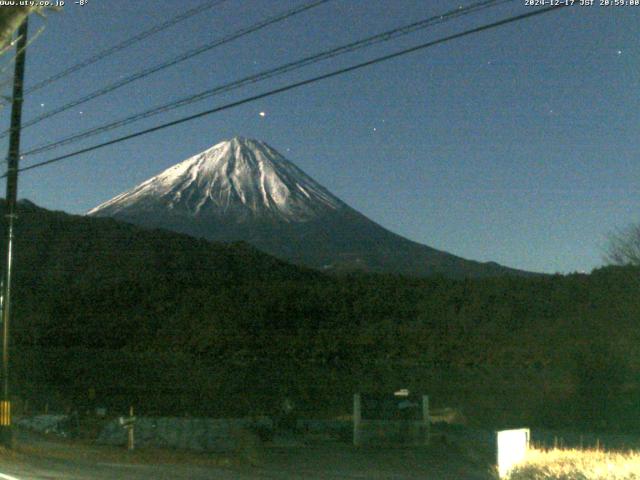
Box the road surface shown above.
[0,430,493,479]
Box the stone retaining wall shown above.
[97,417,272,452]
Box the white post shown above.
[353,393,361,446]
[422,395,430,445]
[128,405,135,451]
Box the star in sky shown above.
[12,0,637,275]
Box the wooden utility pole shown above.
[0,16,28,448]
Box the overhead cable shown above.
[23,0,512,157]
[14,5,568,176]
[0,0,331,139]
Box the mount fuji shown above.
[88,137,530,278]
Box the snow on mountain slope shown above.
[89,137,345,222]
[89,136,534,278]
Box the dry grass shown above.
[506,447,640,480]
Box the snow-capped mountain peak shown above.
[88,136,531,278]
[88,137,344,222]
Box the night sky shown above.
[0,0,637,274]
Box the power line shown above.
[23,0,512,158]
[13,0,227,100]
[0,0,331,139]
[14,5,568,176]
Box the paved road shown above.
[0,445,492,479]
[0,427,494,479]
[0,457,250,480]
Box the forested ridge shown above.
[3,200,639,430]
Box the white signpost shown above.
[119,406,136,451]
[496,428,530,478]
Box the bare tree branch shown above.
[0,7,34,52]
[605,224,640,266]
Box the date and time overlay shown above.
[0,0,638,9]
[526,0,638,6]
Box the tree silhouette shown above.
[605,224,640,266]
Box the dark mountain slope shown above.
[89,137,534,278]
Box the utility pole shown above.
[0,16,29,448]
